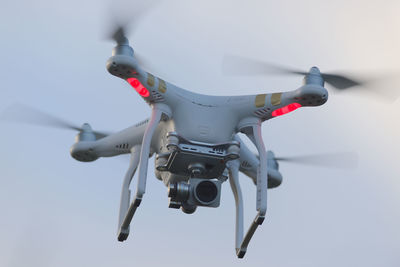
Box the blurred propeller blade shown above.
[104,0,164,72]
[223,55,305,76]
[111,25,129,45]
[321,73,363,90]
[105,0,163,45]
[223,55,365,90]
[1,104,81,131]
[274,151,358,170]
[0,104,109,139]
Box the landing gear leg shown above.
[117,104,168,241]
[232,122,268,258]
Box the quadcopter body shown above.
[68,34,329,258]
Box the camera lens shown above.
[195,181,218,204]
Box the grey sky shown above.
[0,0,399,266]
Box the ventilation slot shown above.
[241,161,252,168]
[254,108,271,117]
[135,119,149,127]
[116,144,130,149]
[151,90,165,101]
[211,147,224,155]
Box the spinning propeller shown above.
[111,26,129,45]
[223,55,367,90]
[106,0,164,45]
[0,104,109,140]
[274,151,358,169]
[105,0,162,70]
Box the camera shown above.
[168,178,222,213]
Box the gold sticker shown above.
[271,93,282,106]
[255,94,266,107]
[147,73,155,87]
[158,78,167,93]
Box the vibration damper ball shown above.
[188,163,205,176]
[227,142,240,160]
[166,132,179,151]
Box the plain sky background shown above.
[0,0,399,266]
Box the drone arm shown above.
[107,53,173,105]
[84,121,148,158]
[233,81,328,123]
[117,145,141,241]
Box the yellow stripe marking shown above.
[255,94,266,107]
[147,73,155,87]
[271,93,282,106]
[158,78,167,93]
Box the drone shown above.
[75,26,363,258]
[3,22,364,258]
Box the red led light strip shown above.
[271,103,302,117]
[126,78,150,97]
